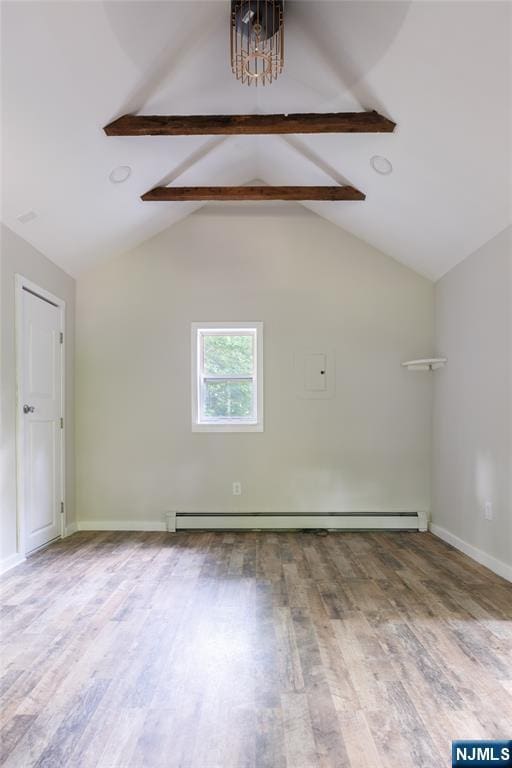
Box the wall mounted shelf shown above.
[401,358,447,371]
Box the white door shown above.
[20,285,63,553]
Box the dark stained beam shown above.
[141,186,366,202]
[105,111,395,136]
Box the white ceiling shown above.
[1,1,510,279]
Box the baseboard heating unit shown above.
[170,511,428,532]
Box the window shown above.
[192,323,263,432]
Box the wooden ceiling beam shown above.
[105,111,395,136]
[141,186,366,202]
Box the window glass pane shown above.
[203,380,254,419]
[203,334,253,376]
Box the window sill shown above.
[192,422,264,433]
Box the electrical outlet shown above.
[232,482,242,496]
[484,501,493,521]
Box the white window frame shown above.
[191,322,263,432]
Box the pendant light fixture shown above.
[230,0,284,86]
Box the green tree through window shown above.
[203,334,253,375]
[202,334,254,419]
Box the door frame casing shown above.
[14,274,66,557]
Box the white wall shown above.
[432,226,512,580]
[0,224,76,571]
[76,210,434,527]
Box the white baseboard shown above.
[430,523,512,583]
[77,520,167,532]
[0,552,26,575]
[77,513,425,533]
[65,523,78,536]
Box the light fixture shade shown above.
[231,0,284,86]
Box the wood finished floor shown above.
[1,531,511,768]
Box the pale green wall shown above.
[76,210,434,526]
[432,226,512,575]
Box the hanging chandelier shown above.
[230,0,284,86]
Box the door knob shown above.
[23,404,35,414]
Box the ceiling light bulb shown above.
[109,165,132,184]
[370,156,393,175]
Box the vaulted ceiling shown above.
[1,1,510,279]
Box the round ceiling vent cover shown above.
[370,156,393,175]
[109,165,132,183]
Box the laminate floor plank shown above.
[1,531,511,768]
